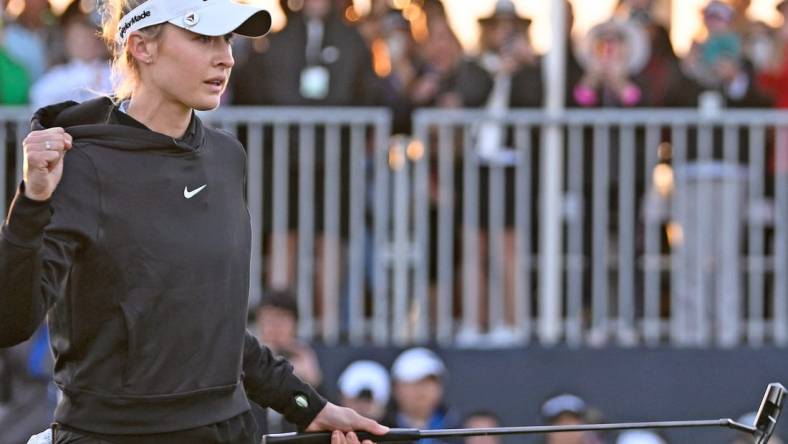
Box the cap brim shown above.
[234,10,273,37]
[169,2,272,38]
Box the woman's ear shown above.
[127,31,158,65]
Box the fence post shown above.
[538,0,568,345]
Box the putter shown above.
[261,383,785,444]
[754,383,786,444]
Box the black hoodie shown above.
[0,97,326,434]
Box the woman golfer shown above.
[0,0,387,442]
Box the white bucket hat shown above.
[116,0,272,45]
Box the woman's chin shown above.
[191,96,223,111]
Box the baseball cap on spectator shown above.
[703,0,735,22]
[391,347,446,383]
[616,430,667,444]
[338,360,391,405]
[540,394,587,422]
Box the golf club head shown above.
[754,383,786,444]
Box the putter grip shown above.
[262,429,421,444]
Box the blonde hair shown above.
[99,0,164,100]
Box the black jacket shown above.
[231,13,375,106]
[455,58,544,108]
[0,98,326,434]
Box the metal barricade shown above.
[2,105,787,347]
[201,107,391,345]
[411,108,788,347]
[0,107,34,216]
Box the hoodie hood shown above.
[32,97,206,155]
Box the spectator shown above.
[573,19,650,107]
[254,289,323,434]
[255,289,322,387]
[682,0,750,97]
[363,8,421,134]
[29,0,112,110]
[463,411,502,444]
[728,0,774,69]
[0,325,56,444]
[0,0,53,81]
[387,347,461,443]
[337,360,391,422]
[540,393,603,444]
[408,13,463,108]
[757,1,788,108]
[453,0,540,343]
[684,1,772,109]
[616,430,667,444]
[0,33,30,104]
[231,0,375,105]
[456,0,541,109]
[747,20,779,72]
[617,0,691,106]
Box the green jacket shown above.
[0,47,30,104]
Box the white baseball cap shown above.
[390,347,446,383]
[540,394,588,421]
[615,430,666,444]
[116,0,272,45]
[337,360,391,405]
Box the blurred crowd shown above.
[3,0,788,115]
[4,287,781,443]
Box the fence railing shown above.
[411,108,788,348]
[2,106,787,348]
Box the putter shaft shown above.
[262,419,755,444]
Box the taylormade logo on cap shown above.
[118,10,151,41]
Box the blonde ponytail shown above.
[99,0,163,100]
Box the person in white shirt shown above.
[30,1,112,109]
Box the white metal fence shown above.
[2,106,786,348]
[410,108,788,348]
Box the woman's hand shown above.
[306,402,390,444]
[22,127,72,201]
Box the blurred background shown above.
[1,0,788,443]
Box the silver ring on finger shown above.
[45,140,52,151]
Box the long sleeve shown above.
[242,331,326,430]
[0,149,100,347]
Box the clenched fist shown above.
[23,127,73,201]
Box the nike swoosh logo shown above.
[184,184,207,199]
